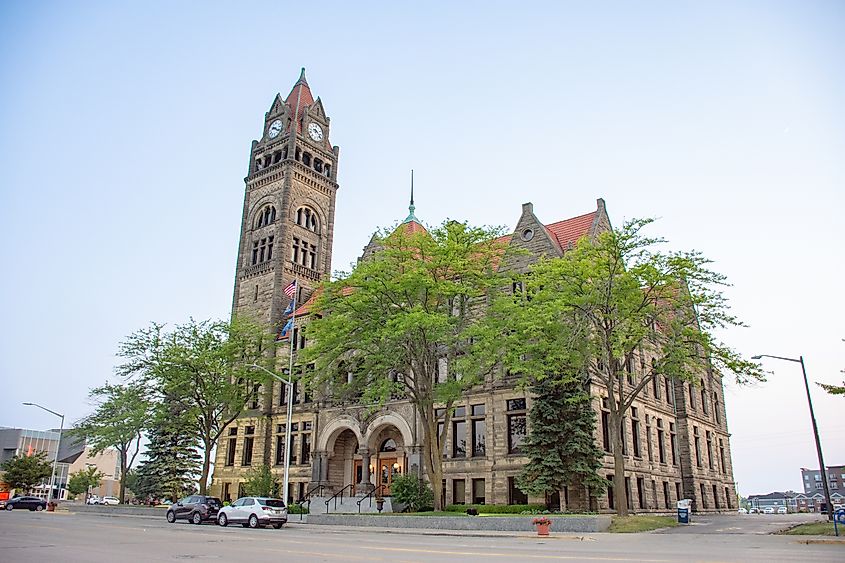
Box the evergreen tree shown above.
[516,375,606,512]
[134,401,201,501]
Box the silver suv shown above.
[216,497,287,529]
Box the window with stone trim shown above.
[669,422,678,465]
[506,399,527,454]
[251,235,274,266]
[656,418,666,463]
[291,237,317,269]
[471,404,486,457]
[242,426,255,466]
[295,206,319,232]
[693,426,702,468]
[631,407,641,458]
[226,427,237,466]
[255,205,277,228]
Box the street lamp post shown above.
[22,402,65,503]
[751,354,833,521]
[249,364,293,504]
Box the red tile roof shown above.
[284,68,316,135]
[544,211,597,251]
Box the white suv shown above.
[101,496,120,505]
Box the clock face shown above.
[308,122,324,141]
[268,119,283,139]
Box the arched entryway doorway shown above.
[326,428,359,493]
[366,425,407,496]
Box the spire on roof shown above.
[285,67,315,109]
[403,169,419,224]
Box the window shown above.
[250,383,260,409]
[631,408,641,458]
[688,383,696,410]
[675,482,682,503]
[706,431,714,470]
[669,422,678,466]
[607,475,614,510]
[693,426,702,468]
[508,477,527,505]
[656,419,666,464]
[301,433,311,465]
[699,484,708,509]
[645,416,653,462]
[275,435,284,465]
[242,426,255,466]
[601,398,611,453]
[452,479,466,505]
[725,487,733,508]
[665,377,673,405]
[471,404,486,457]
[701,380,709,415]
[226,428,237,466]
[251,236,274,266]
[472,479,486,505]
[637,477,646,509]
[663,482,670,508]
[713,392,720,424]
[452,418,466,458]
[719,439,726,473]
[712,484,721,509]
[506,399,527,454]
[256,205,277,228]
[295,206,319,232]
[652,373,661,400]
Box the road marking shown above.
[367,546,675,561]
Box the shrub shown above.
[444,503,547,514]
[288,504,309,514]
[390,474,434,512]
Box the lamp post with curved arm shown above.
[22,402,64,502]
[751,354,832,521]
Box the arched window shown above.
[295,206,319,233]
[380,439,397,452]
[255,205,277,228]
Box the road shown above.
[659,512,825,535]
[0,511,841,562]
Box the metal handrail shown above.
[356,484,385,513]
[325,483,355,513]
[294,484,325,521]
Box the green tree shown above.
[72,382,151,503]
[134,399,201,501]
[818,382,844,396]
[242,464,279,498]
[483,218,763,516]
[67,466,104,500]
[302,221,507,510]
[391,474,434,512]
[116,317,268,494]
[0,451,52,493]
[516,376,607,511]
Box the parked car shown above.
[166,495,222,525]
[736,507,748,514]
[4,496,47,511]
[762,507,775,514]
[101,496,120,506]
[776,506,787,514]
[216,497,287,529]
[748,507,759,514]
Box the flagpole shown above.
[282,278,297,504]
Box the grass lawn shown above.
[780,521,840,536]
[608,515,678,533]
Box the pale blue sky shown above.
[1,1,842,495]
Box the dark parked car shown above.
[165,495,222,524]
[4,496,48,511]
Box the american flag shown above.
[283,280,297,298]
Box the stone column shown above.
[356,447,374,494]
[407,445,423,477]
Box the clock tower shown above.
[231,68,339,335]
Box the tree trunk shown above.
[118,450,128,504]
[423,415,445,511]
[609,411,628,516]
[199,441,212,495]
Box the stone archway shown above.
[363,414,415,496]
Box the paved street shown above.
[658,512,824,535]
[0,511,841,562]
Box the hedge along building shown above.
[210,70,737,513]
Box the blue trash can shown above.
[677,499,691,524]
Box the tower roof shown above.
[285,67,316,133]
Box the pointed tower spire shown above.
[403,169,419,223]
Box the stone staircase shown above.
[308,495,395,514]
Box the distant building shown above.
[747,491,799,511]
[801,465,845,494]
[66,447,122,500]
[0,427,84,500]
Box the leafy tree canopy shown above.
[0,451,52,492]
[242,464,279,498]
[67,466,104,498]
[301,220,508,509]
[116,317,269,495]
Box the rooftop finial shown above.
[403,169,418,224]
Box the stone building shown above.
[210,71,737,513]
